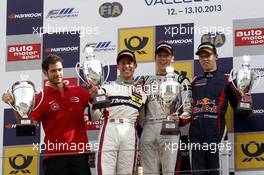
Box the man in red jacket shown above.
[2,54,95,175]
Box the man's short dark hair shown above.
[42,54,63,71]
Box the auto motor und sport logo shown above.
[8,44,41,61]
[46,8,79,18]
[235,28,264,46]
[85,117,103,130]
[8,13,42,20]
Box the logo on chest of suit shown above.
[193,98,217,114]
[131,89,143,105]
[194,79,207,86]
[109,96,142,110]
[145,77,162,101]
[50,102,59,111]
[70,96,80,103]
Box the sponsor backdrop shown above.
[1,0,264,174]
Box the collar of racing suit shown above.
[116,76,134,85]
[204,70,218,78]
[156,71,166,76]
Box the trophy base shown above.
[16,124,36,136]
[235,101,253,116]
[160,120,180,135]
[92,94,110,109]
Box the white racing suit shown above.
[93,77,146,175]
[140,71,192,175]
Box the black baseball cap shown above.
[155,42,173,55]
[117,50,136,63]
[196,42,217,55]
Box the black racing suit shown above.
[189,70,240,175]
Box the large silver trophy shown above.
[230,55,259,115]
[159,66,188,135]
[8,74,43,136]
[76,45,110,109]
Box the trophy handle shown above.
[5,87,17,112]
[175,81,189,114]
[102,60,110,85]
[159,101,170,116]
[251,70,261,92]
[75,62,91,87]
[229,69,238,90]
[32,87,44,111]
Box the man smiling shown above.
[140,42,192,175]
[189,42,252,175]
[95,50,146,175]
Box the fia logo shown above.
[99,2,123,18]
[201,32,226,48]
[9,154,33,174]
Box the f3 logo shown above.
[9,154,33,174]
[241,141,264,162]
[124,36,149,54]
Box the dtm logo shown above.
[9,154,33,174]
[99,2,123,18]
[46,8,79,18]
[201,32,226,47]
[85,41,116,52]
[124,36,149,54]
[241,141,264,162]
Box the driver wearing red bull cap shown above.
[189,42,252,175]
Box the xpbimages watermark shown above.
[164,140,231,153]
[32,141,99,153]
[32,24,100,37]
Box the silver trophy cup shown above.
[159,66,183,135]
[9,77,43,136]
[230,56,258,115]
[76,46,110,109]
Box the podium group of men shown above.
[2,42,252,175]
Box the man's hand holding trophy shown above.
[2,74,43,136]
[76,45,110,109]
[159,66,189,135]
[229,55,260,115]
